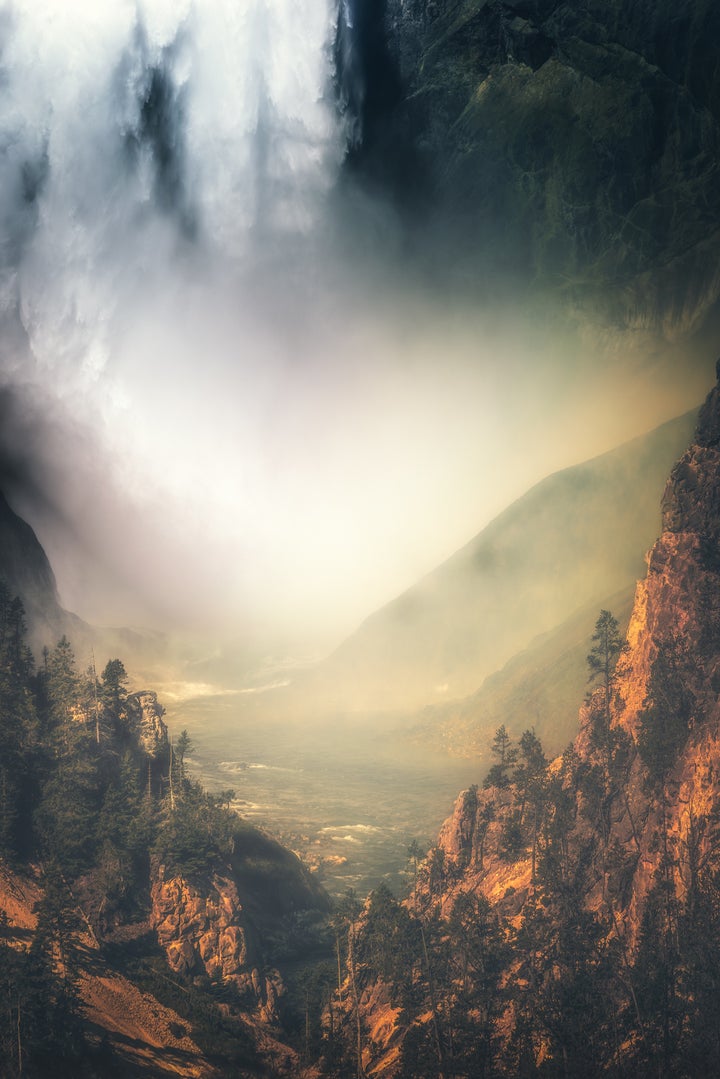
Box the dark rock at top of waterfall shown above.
[0,494,82,651]
[0,490,61,619]
[0,489,158,669]
[0,489,96,656]
[369,0,720,331]
[0,492,95,656]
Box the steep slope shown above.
[324,365,720,1077]
[0,488,172,687]
[0,490,87,652]
[412,584,635,757]
[0,863,216,1078]
[0,608,329,1076]
[313,411,695,712]
[375,0,720,330]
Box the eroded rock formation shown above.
[126,689,170,760]
[151,869,283,1023]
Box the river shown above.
[165,693,482,899]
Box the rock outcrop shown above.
[330,364,720,1075]
[0,861,218,1077]
[434,362,720,925]
[151,869,282,1023]
[0,489,91,656]
[126,690,170,760]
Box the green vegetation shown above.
[313,606,720,1077]
[1,573,715,1078]
[382,0,720,322]
[483,723,518,789]
[0,581,326,1075]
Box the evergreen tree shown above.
[0,931,86,1076]
[512,729,547,880]
[35,717,103,877]
[100,658,128,717]
[483,724,518,789]
[587,610,623,697]
[587,610,623,750]
[360,884,419,986]
[175,728,193,781]
[45,637,79,728]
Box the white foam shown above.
[319,823,381,834]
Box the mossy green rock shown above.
[384,0,720,329]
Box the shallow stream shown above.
[166,694,482,899]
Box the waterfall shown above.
[0,0,431,639]
[0,0,344,390]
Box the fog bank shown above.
[0,2,714,655]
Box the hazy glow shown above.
[0,2,714,653]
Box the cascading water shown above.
[0,0,377,630]
[0,0,597,647]
[1,0,344,372]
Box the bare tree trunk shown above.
[17,995,22,1076]
[347,924,365,1078]
[620,786,642,853]
[531,804,538,883]
[335,930,344,1001]
[91,648,100,745]
[169,739,175,812]
[420,923,446,1079]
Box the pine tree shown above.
[45,637,79,728]
[483,724,518,789]
[587,610,623,747]
[100,658,128,723]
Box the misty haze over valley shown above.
[2,1,720,1074]
[0,0,717,902]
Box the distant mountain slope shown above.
[0,489,165,675]
[313,410,696,712]
[326,351,720,1079]
[412,585,635,758]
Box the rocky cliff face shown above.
[126,690,170,761]
[0,489,91,655]
[437,362,720,916]
[0,861,218,1077]
[151,870,283,1022]
[374,0,720,330]
[330,366,720,1075]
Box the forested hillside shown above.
[0,589,328,1077]
[319,367,720,1076]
